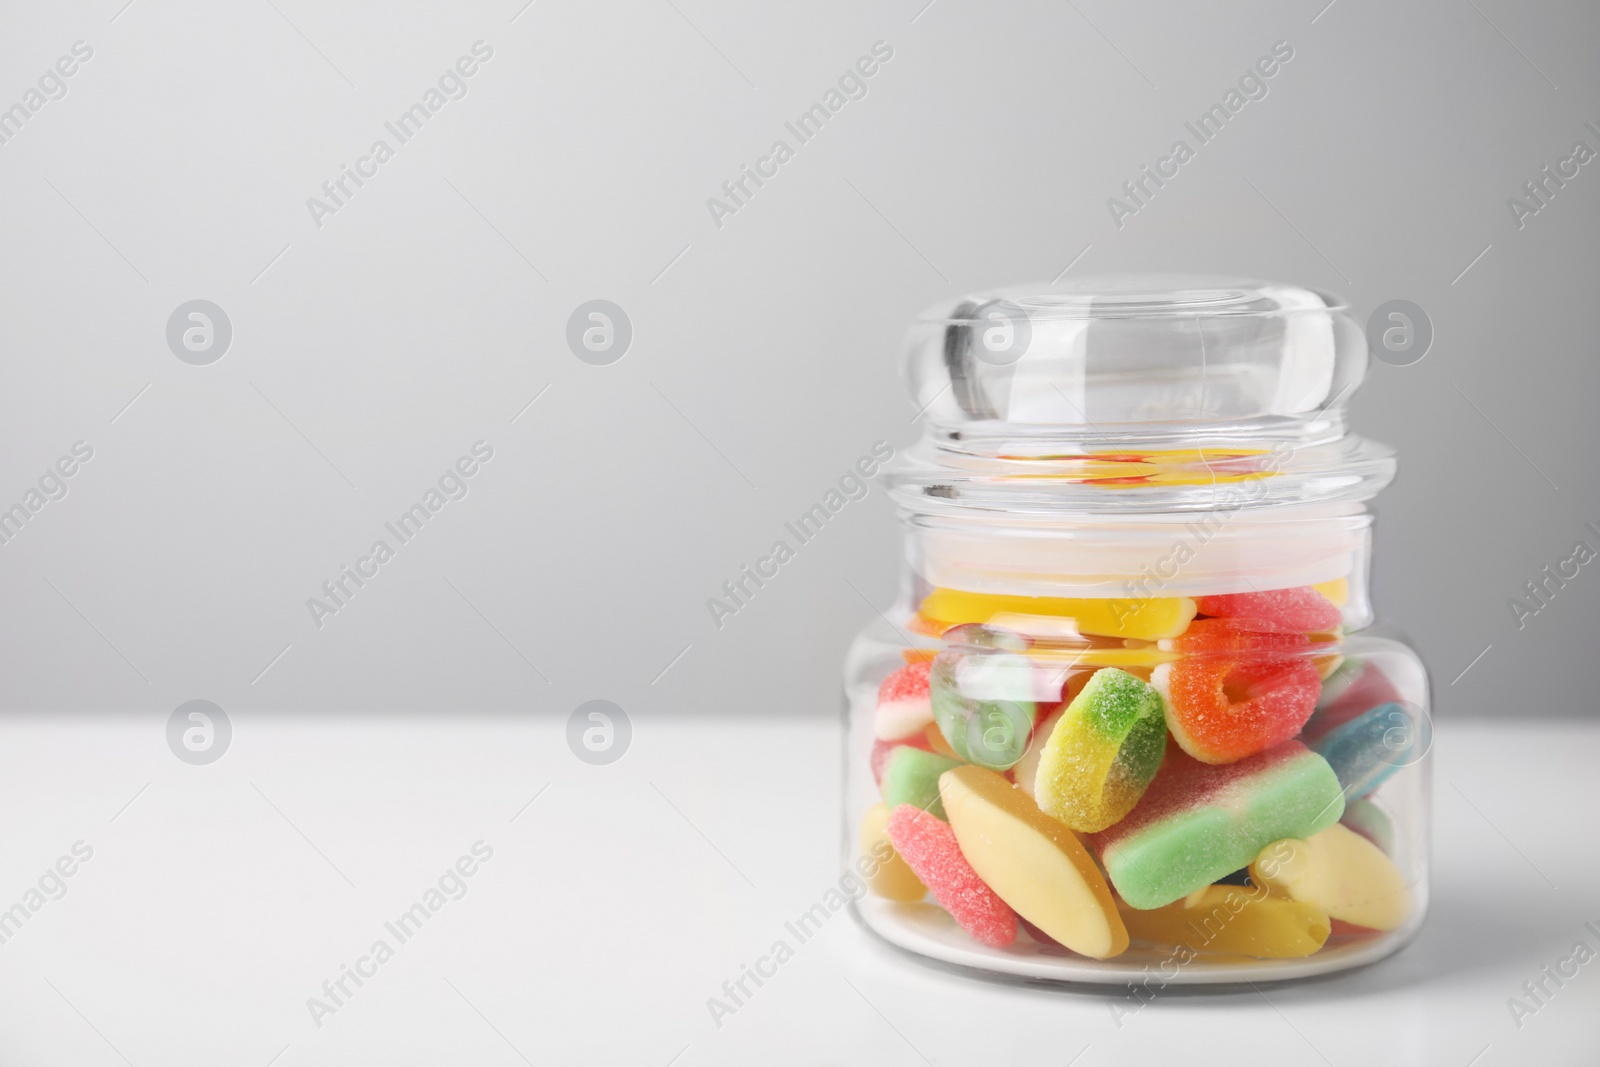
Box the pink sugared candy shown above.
[875,661,935,741]
[885,804,1017,947]
[1195,586,1341,634]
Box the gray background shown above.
[1,1,1597,1064]
[2,0,1596,722]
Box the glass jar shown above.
[846,277,1430,984]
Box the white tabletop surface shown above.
[0,714,1592,1066]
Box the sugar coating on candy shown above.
[1155,627,1322,764]
[886,804,1017,947]
[1171,618,1311,655]
[1034,668,1167,832]
[939,766,1128,958]
[858,803,926,902]
[1310,702,1416,800]
[1195,586,1341,633]
[881,747,963,820]
[875,661,935,741]
[1094,741,1345,910]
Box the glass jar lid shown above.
[893,275,1394,515]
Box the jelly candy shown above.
[1251,824,1411,931]
[1095,741,1345,910]
[1033,667,1167,832]
[1305,660,1403,745]
[881,747,963,820]
[875,661,935,741]
[938,766,1127,958]
[858,803,926,901]
[1310,702,1419,800]
[1118,885,1331,958]
[924,722,960,760]
[1012,705,1065,800]
[886,804,1017,947]
[1312,577,1349,608]
[918,587,1196,641]
[1194,586,1341,633]
[1341,797,1394,854]
[930,650,1035,770]
[869,733,931,788]
[1154,620,1321,764]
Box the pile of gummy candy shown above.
[861,583,1418,960]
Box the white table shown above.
[0,715,1591,1065]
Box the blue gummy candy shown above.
[1310,702,1417,800]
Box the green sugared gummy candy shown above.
[881,747,964,821]
[1079,667,1167,772]
[1099,743,1346,910]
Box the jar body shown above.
[844,509,1430,984]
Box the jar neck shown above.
[898,504,1376,631]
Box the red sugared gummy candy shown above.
[874,661,935,741]
[886,804,1017,947]
[1195,586,1341,634]
[1158,620,1321,763]
[878,660,932,704]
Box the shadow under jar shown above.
[846,277,1430,984]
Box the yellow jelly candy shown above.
[918,588,1196,641]
[1313,577,1350,608]
[858,803,925,902]
[937,765,1128,958]
[924,722,960,760]
[1250,824,1412,931]
[1033,667,1167,833]
[1118,885,1331,959]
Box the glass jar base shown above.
[854,896,1420,986]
